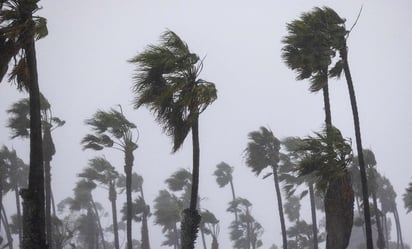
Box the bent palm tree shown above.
[244,127,287,249]
[1,1,48,248]
[130,30,217,249]
[82,107,138,249]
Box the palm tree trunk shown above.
[340,44,373,249]
[371,191,385,249]
[272,166,287,249]
[245,207,251,249]
[229,180,239,223]
[44,160,53,249]
[1,203,13,249]
[200,227,207,249]
[383,213,389,249]
[181,115,201,249]
[109,182,120,249]
[393,207,404,249]
[14,183,23,247]
[139,187,150,249]
[211,235,218,249]
[174,222,180,249]
[124,149,134,249]
[91,199,106,249]
[21,4,46,248]
[308,183,318,249]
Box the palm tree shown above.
[285,126,354,249]
[282,7,358,249]
[1,1,48,247]
[227,197,263,249]
[213,162,238,223]
[153,190,182,249]
[282,136,320,249]
[1,146,29,247]
[82,107,138,249]
[130,30,217,249]
[70,179,107,249]
[6,94,65,249]
[78,156,121,249]
[244,126,287,249]
[199,209,219,249]
[404,182,412,213]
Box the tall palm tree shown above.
[404,182,412,213]
[130,30,217,249]
[282,7,358,249]
[1,1,48,248]
[78,156,121,249]
[82,107,138,249]
[244,127,287,249]
[213,162,238,224]
[6,94,64,249]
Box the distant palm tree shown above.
[153,190,182,249]
[130,30,217,249]
[213,162,239,224]
[227,197,263,249]
[244,127,287,249]
[78,156,121,249]
[82,107,138,249]
[404,182,412,213]
[0,146,29,248]
[1,1,48,247]
[199,209,219,249]
[6,94,64,249]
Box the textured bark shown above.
[309,183,319,249]
[272,166,287,249]
[340,44,373,249]
[325,172,354,249]
[181,115,201,249]
[22,3,46,248]
[124,148,134,249]
[43,126,55,249]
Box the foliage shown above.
[404,182,412,213]
[130,30,217,152]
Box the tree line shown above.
[1,2,412,249]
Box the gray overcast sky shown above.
[1,0,411,248]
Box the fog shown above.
[1,0,411,248]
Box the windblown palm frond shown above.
[130,30,217,152]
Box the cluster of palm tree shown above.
[1,2,411,249]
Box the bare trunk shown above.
[14,183,23,247]
[340,44,373,249]
[229,180,238,223]
[272,166,287,249]
[181,115,201,249]
[309,183,318,249]
[325,172,354,249]
[124,148,134,249]
[109,182,120,249]
[393,207,404,249]
[91,199,106,249]
[1,203,13,249]
[371,191,385,249]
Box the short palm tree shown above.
[78,156,121,249]
[82,107,138,249]
[1,1,48,247]
[244,127,287,249]
[286,126,354,249]
[130,30,217,249]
